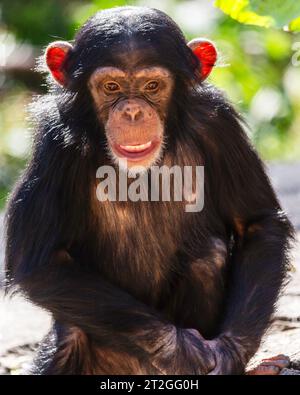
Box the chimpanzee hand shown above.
[207,338,291,375]
[180,329,217,374]
[206,336,247,375]
[151,328,216,375]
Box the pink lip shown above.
[113,141,159,161]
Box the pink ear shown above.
[187,39,217,81]
[45,41,73,86]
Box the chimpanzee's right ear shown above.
[45,41,73,86]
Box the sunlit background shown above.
[1,0,300,209]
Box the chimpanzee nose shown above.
[123,105,143,122]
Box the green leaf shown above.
[214,0,300,30]
[289,17,300,31]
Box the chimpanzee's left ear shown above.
[187,38,217,81]
[45,41,73,86]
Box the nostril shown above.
[123,111,132,121]
[124,107,143,121]
[134,110,143,121]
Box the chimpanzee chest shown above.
[91,198,228,330]
[92,200,181,300]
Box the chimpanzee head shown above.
[45,6,217,171]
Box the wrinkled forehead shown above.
[89,65,172,84]
[104,39,172,71]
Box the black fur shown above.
[5,6,294,375]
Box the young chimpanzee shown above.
[5,6,294,375]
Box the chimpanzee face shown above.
[44,8,217,173]
[88,65,174,171]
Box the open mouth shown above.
[113,140,158,161]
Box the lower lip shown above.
[113,141,159,161]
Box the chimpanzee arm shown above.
[209,212,292,375]
[17,261,217,374]
[202,104,294,374]
[5,128,214,374]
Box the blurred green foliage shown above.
[0,0,300,209]
[0,0,131,44]
[1,0,71,45]
[215,0,300,30]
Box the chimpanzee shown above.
[5,6,294,375]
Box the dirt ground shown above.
[0,163,300,374]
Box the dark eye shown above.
[144,80,159,92]
[104,81,121,93]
